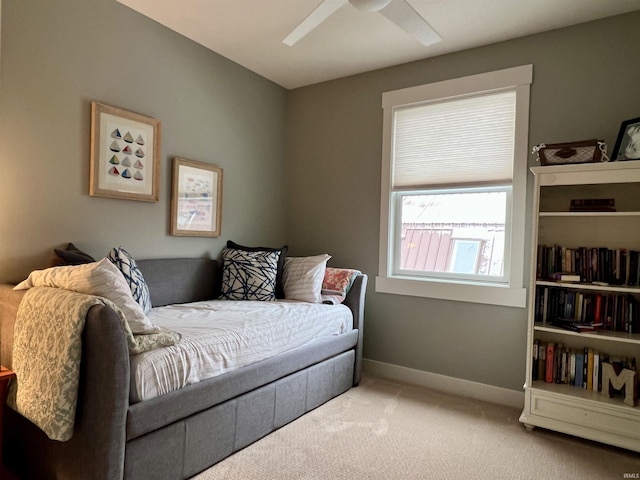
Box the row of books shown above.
[532,341,636,393]
[535,286,640,333]
[537,245,640,286]
[569,198,616,212]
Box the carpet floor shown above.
[192,374,640,480]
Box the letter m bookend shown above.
[601,362,638,407]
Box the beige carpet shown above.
[193,374,640,480]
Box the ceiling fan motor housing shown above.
[283,0,440,48]
[350,0,392,12]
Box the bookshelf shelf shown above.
[534,323,640,345]
[520,161,640,453]
[535,280,640,294]
[540,211,640,217]
[530,381,639,410]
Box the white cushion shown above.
[282,254,331,303]
[14,258,159,334]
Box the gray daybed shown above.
[0,257,367,479]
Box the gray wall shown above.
[0,0,287,283]
[285,12,640,390]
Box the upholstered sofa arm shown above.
[4,303,131,480]
[342,273,367,386]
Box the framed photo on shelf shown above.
[170,158,223,237]
[90,101,161,202]
[611,116,640,161]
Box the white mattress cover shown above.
[129,299,353,402]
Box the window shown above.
[398,189,508,279]
[377,66,532,308]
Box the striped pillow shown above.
[283,254,331,303]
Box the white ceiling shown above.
[117,0,640,90]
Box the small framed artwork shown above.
[90,102,161,201]
[170,158,223,237]
[611,116,640,161]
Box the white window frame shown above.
[376,65,532,308]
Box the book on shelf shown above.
[594,294,602,324]
[538,343,546,381]
[551,317,603,332]
[587,348,594,391]
[569,350,575,385]
[593,351,600,392]
[559,347,568,384]
[564,291,575,319]
[543,287,549,323]
[554,343,563,383]
[545,343,555,383]
[575,352,584,388]
[552,272,581,282]
[569,198,616,212]
[582,349,588,389]
[532,340,539,381]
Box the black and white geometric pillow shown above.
[107,246,152,314]
[220,248,280,301]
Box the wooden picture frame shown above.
[170,158,223,237]
[611,116,640,161]
[90,102,161,201]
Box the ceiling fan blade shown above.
[283,0,348,46]
[379,0,441,46]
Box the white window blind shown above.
[392,90,516,188]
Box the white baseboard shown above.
[362,359,524,410]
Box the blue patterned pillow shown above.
[220,248,280,301]
[107,247,152,314]
[226,241,288,299]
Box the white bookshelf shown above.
[519,160,640,452]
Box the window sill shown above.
[375,276,527,308]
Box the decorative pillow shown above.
[51,243,96,266]
[321,267,361,304]
[107,247,152,314]
[283,254,331,303]
[220,248,280,301]
[14,258,159,334]
[227,241,288,298]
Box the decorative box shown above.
[532,139,608,165]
